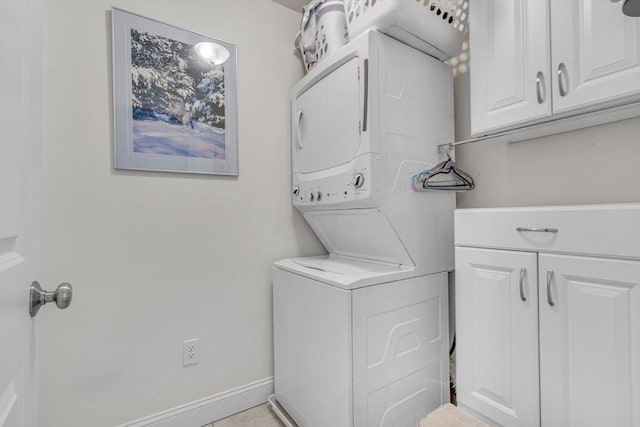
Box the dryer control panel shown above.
[293,154,380,210]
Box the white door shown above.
[550,0,640,113]
[455,247,540,427]
[539,254,640,427]
[293,57,361,174]
[0,1,44,426]
[469,0,551,136]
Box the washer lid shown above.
[274,255,415,289]
[293,256,396,274]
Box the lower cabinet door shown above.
[455,247,540,427]
[539,254,640,427]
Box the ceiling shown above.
[271,0,307,12]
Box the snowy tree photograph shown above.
[113,9,238,175]
[130,29,226,159]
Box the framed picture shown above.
[112,8,238,175]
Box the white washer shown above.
[273,256,449,427]
[274,30,456,427]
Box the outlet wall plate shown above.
[183,338,199,367]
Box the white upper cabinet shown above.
[470,0,640,136]
[550,0,640,113]
[470,0,552,135]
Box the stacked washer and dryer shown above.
[272,2,467,426]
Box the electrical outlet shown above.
[183,338,199,367]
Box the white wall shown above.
[271,0,307,12]
[452,48,640,209]
[39,2,323,426]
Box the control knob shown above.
[316,192,322,201]
[293,185,300,197]
[309,192,315,202]
[352,173,365,189]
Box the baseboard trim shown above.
[116,377,274,427]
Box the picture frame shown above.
[112,8,238,175]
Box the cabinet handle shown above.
[536,71,546,104]
[557,62,569,97]
[516,227,558,233]
[296,110,304,149]
[519,267,527,302]
[546,270,555,307]
[362,59,369,132]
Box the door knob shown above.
[29,281,73,317]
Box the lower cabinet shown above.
[456,247,640,427]
[538,254,640,427]
[456,247,540,427]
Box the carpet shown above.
[418,404,488,427]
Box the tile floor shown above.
[203,404,285,427]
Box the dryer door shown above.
[294,57,362,174]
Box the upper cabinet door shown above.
[470,0,551,136]
[539,254,640,427]
[550,0,640,113]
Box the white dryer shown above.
[273,30,455,427]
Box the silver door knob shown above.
[29,281,73,317]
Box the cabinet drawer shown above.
[455,204,640,259]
